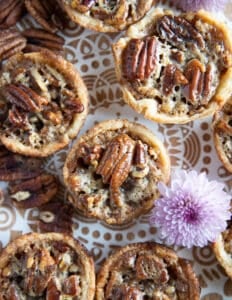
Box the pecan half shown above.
[157,15,205,50]
[133,140,148,168]
[123,36,158,81]
[0,0,25,29]
[0,146,42,181]
[25,0,68,33]
[0,28,26,62]
[9,173,58,209]
[96,133,135,207]
[38,201,74,234]
[136,254,169,284]
[22,28,65,55]
[162,64,188,96]
[2,84,48,112]
[183,59,213,105]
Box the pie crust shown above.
[96,242,200,299]
[58,0,155,32]
[212,98,232,173]
[0,51,88,157]
[63,119,170,224]
[0,232,95,299]
[112,8,232,124]
[213,221,232,279]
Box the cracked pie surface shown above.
[58,0,155,32]
[96,242,200,299]
[0,51,88,157]
[212,98,232,173]
[63,119,170,225]
[0,232,95,299]
[112,8,232,124]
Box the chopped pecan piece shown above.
[111,285,143,300]
[38,201,74,234]
[162,64,188,96]
[8,106,29,129]
[123,37,158,81]
[71,0,96,13]
[184,59,213,105]
[25,0,68,33]
[46,279,61,300]
[23,249,56,296]
[2,84,48,113]
[0,27,26,62]
[63,275,80,296]
[0,0,25,29]
[22,28,65,55]
[0,146,42,181]
[157,15,205,50]
[96,134,135,206]
[133,140,148,168]
[64,98,85,114]
[9,173,58,209]
[136,254,169,284]
[79,143,103,166]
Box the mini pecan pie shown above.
[63,119,170,224]
[0,232,95,299]
[96,242,200,299]
[112,8,232,124]
[0,51,88,157]
[212,98,232,173]
[213,220,232,279]
[58,0,155,32]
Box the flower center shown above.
[183,206,199,224]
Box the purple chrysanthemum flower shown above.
[150,170,231,248]
[175,0,228,12]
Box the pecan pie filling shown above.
[64,120,170,224]
[113,9,232,123]
[0,52,88,156]
[60,0,154,32]
[96,242,200,299]
[0,233,95,300]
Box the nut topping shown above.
[2,84,48,113]
[22,28,65,55]
[157,15,205,50]
[0,146,42,181]
[133,140,148,168]
[71,0,96,13]
[79,143,103,166]
[8,106,29,129]
[183,59,213,105]
[123,37,158,81]
[9,173,58,209]
[0,0,25,29]
[0,28,26,62]
[96,133,135,207]
[63,275,80,296]
[162,64,188,96]
[111,285,143,300]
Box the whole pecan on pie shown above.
[0,232,95,299]
[0,51,88,157]
[96,242,200,299]
[63,119,170,225]
[22,28,65,55]
[58,0,155,32]
[0,0,26,29]
[25,0,69,33]
[112,9,232,124]
[0,28,26,63]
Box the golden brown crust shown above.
[96,242,200,299]
[212,98,232,173]
[0,232,95,299]
[63,119,170,224]
[58,0,155,32]
[212,222,232,279]
[0,51,88,157]
[112,8,232,124]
